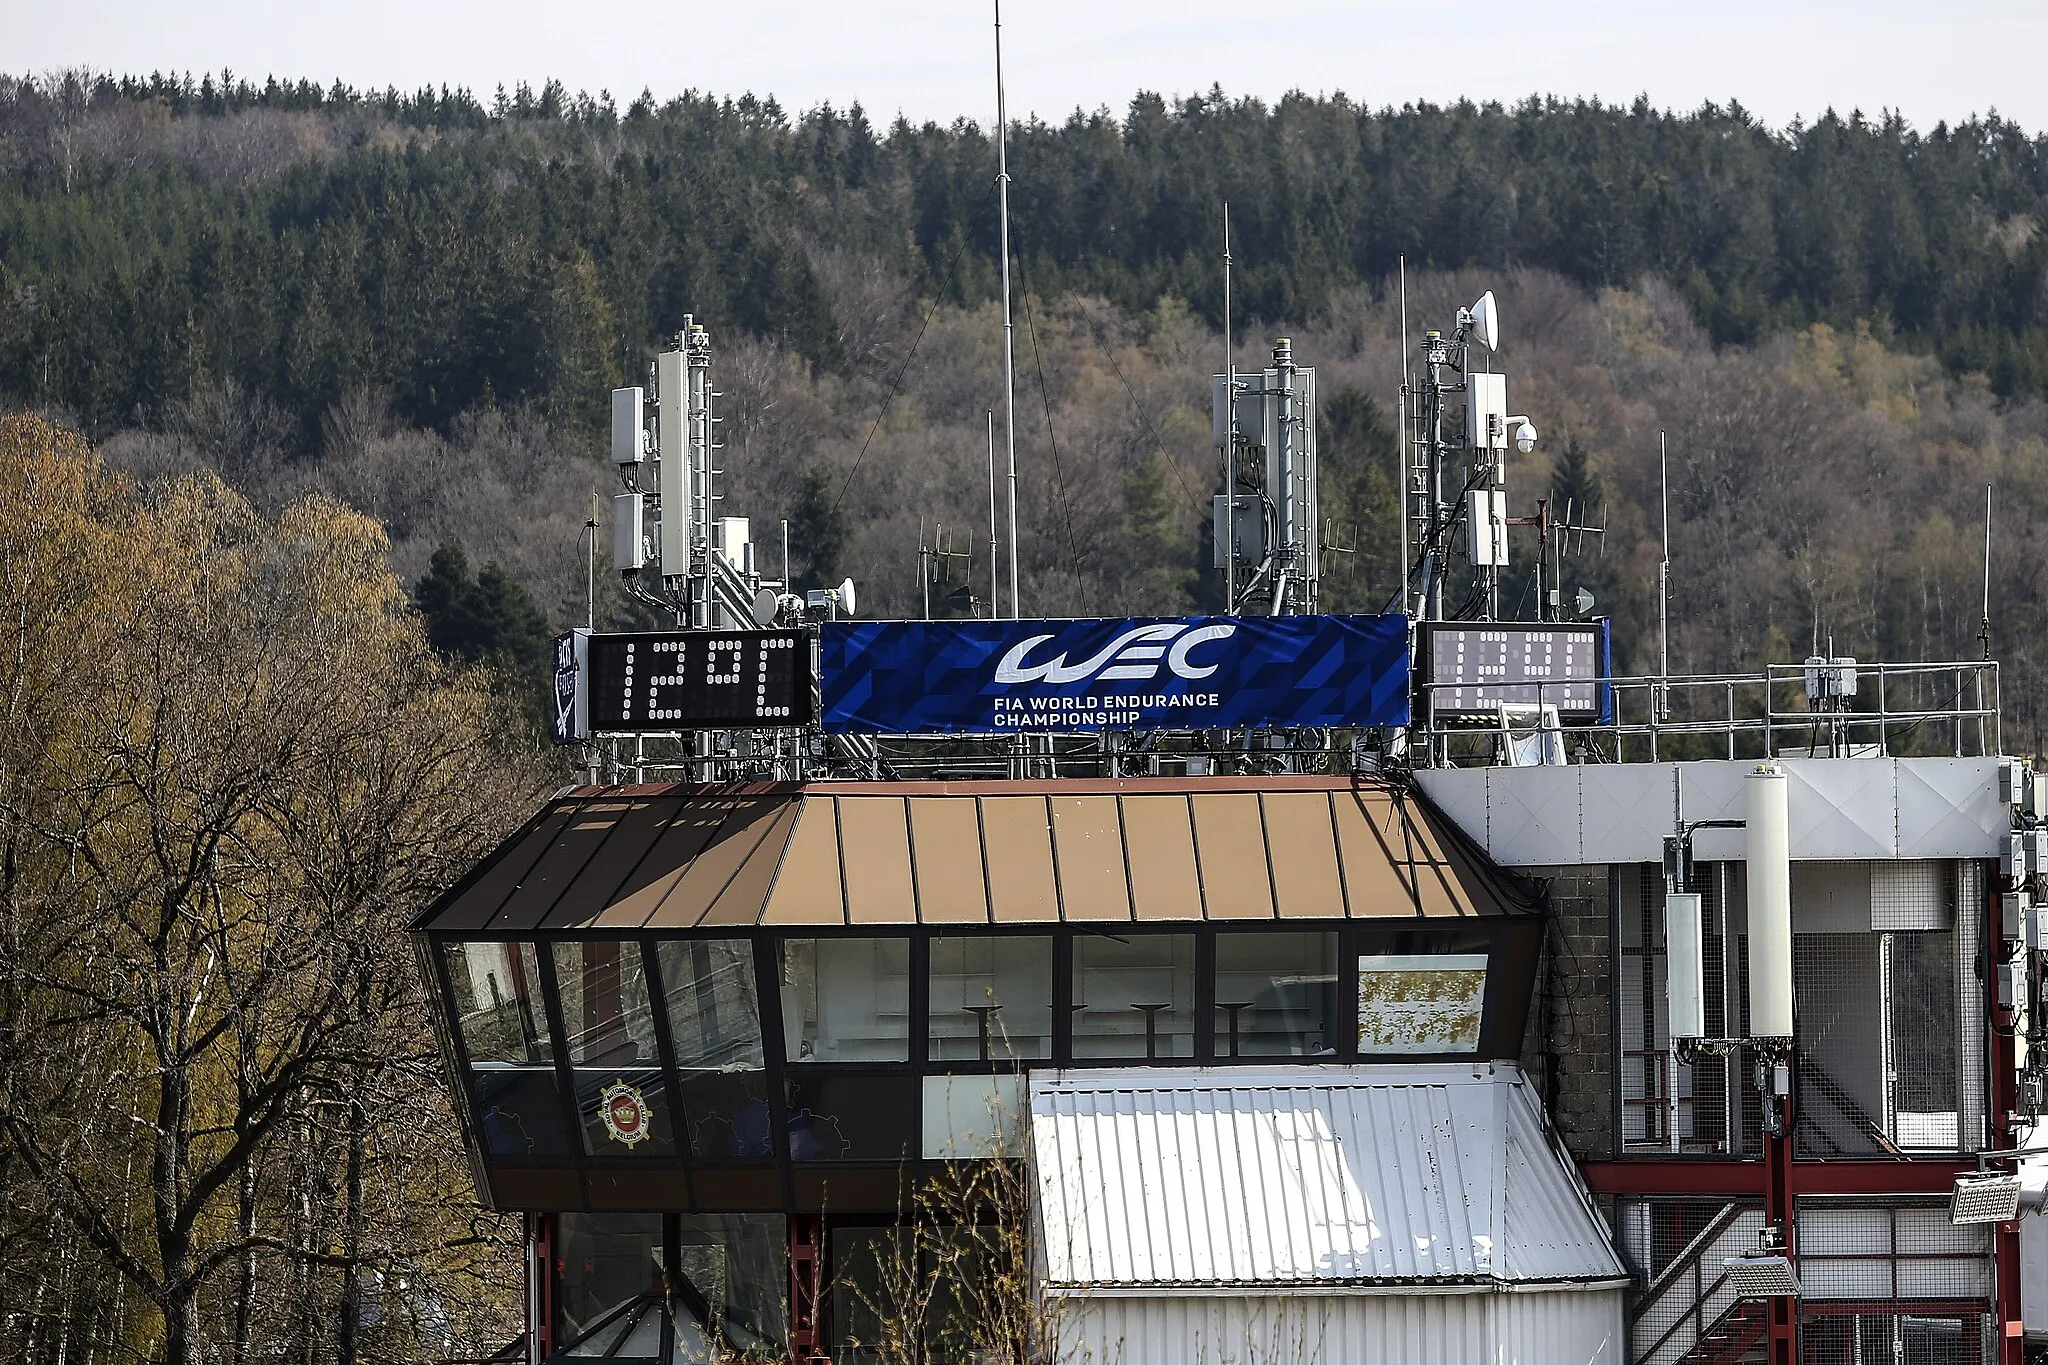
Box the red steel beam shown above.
[1578,1158,1974,1197]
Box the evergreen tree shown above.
[413,542,554,730]
[1316,386,1402,614]
[787,469,847,591]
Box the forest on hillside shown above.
[9,65,2048,1365]
[4,72,2048,747]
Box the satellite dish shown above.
[1574,587,1597,617]
[835,578,858,617]
[1471,291,1500,352]
[751,586,780,627]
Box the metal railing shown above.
[1417,659,2000,767]
[1629,1203,1767,1365]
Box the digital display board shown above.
[585,631,812,732]
[1422,622,1605,719]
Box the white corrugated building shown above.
[1031,1064,1628,1365]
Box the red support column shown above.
[532,1212,554,1364]
[1765,1098,1798,1365]
[1992,872,2025,1365]
[1995,1000,2025,1363]
[790,1212,827,1365]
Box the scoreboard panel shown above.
[1422,622,1605,719]
[585,631,813,732]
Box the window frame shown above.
[426,918,1537,1191]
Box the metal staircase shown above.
[1629,1203,1768,1365]
[1678,1299,1769,1364]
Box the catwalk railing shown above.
[1416,659,2000,767]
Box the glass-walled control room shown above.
[415,780,1544,1364]
[430,921,1536,1188]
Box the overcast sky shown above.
[9,0,2043,135]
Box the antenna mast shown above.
[994,0,1021,620]
[1659,430,1670,718]
[987,411,999,618]
[1400,284,1523,625]
[1224,202,1236,612]
[1396,255,1408,623]
[1982,482,1994,658]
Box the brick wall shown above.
[1523,864,1615,1162]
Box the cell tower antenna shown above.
[1224,201,1236,612]
[994,0,1021,620]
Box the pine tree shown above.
[413,542,554,731]
[787,469,846,591]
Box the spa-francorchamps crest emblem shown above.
[598,1080,650,1147]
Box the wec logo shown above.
[994,622,1236,685]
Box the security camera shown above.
[1514,420,1539,454]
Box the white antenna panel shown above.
[1467,372,1508,453]
[1745,765,1794,1039]
[1467,489,1509,566]
[613,493,645,572]
[1210,373,1271,449]
[1665,892,1705,1040]
[716,517,751,569]
[610,387,645,465]
[655,351,689,575]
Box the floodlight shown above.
[1723,1254,1802,1298]
[1514,420,1539,454]
[1951,1173,2024,1225]
[1471,291,1499,351]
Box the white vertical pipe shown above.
[1745,763,1794,1039]
[656,348,688,579]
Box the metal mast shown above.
[995,0,1020,620]
[1223,203,1235,613]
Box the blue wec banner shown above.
[819,614,1410,735]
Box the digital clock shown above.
[1421,622,1606,719]
[581,630,813,733]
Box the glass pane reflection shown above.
[928,936,1052,1062]
[557,1213,664,1355]
[444,941,551,1064]
[1073,934,1195,1060]
[471,1068,571,1158]
[1214,932,1339,1058]
[787,1074,918,1161]
[554,941,660,1067]
[780,939,910,1062]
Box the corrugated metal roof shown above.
[1029,1063,1626,1292]
[413,777,1532,932]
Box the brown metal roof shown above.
[413,776,1529,934]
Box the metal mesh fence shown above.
[1797,1201,1993,1303]
[1796,1199,1994,1365]
[1621,1198,1994,1365]
[1797,1312,1993,1365]
[1617,860,1982,1158]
